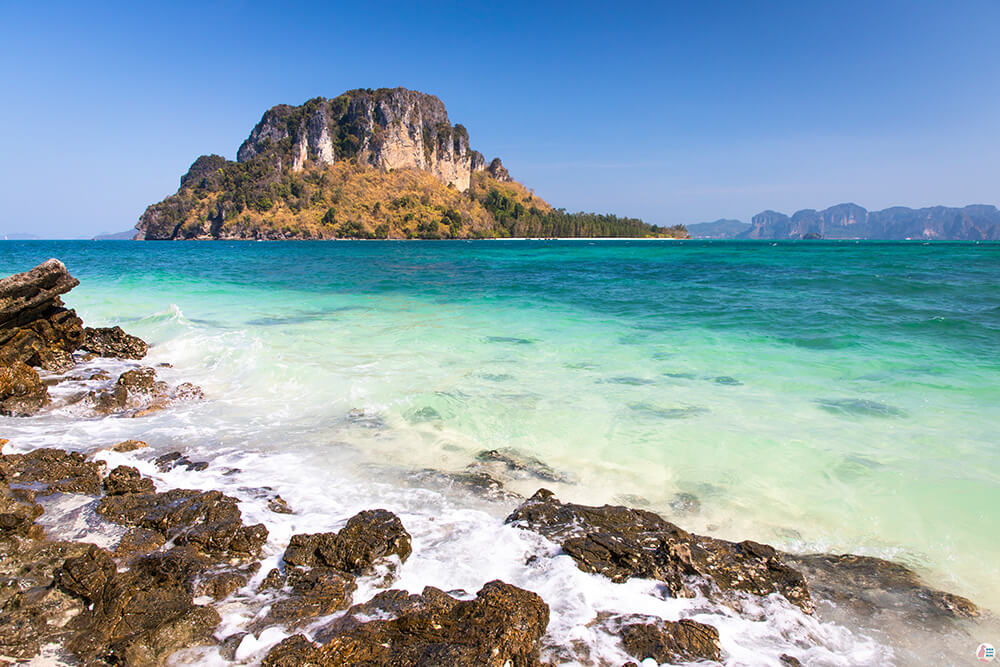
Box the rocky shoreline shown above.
[0,260,985,666]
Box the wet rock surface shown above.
[786,552,979,625]
[282,509,412,576]
[0,360,49,416]
[97,487,268,559]
[0,259,152,417]
[614,615,721,664]
[264,580,550,667]
[0,447,104,496]
[506,489,813,612]
[0,443,273,665]
[0,259,84,374]
[83,325,150,359]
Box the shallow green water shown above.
[2,239,998,613]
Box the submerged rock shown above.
[263,580,549,667]
[83,325,149,359]
[785,553,978,625]
[475,447,572,484]
[506,489,812,612]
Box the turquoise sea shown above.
[1,240,998,665]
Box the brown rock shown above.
[89,366,169,416]
[506,489,812,612]
[268,495,293,514]
[195,570,249,600]
[0,260,85,373]
[620,618,721,664]
[0,259,79,330]
[0,486,44,537]
[282,509,411,576]
[264,580,549,667]
[261,567,356,628]
[111,439,149,453]
[0,448,104,495]
[83,326,149,359]
[96,488,267,560]
[0,360,49,416]
[785,553,979,625]
[114,527,166,559]
[103,465,156,495]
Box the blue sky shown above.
[2,1,998,237]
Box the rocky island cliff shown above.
[136,88,687,241]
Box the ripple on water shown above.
[484,336,534,345]
[628,403,709,420]
[600,376,657,386]
[816,398,908,418]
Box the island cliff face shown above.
[235,88,485,191]
[135,88,685,241]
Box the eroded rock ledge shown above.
[0,259,200,418]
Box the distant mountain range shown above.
[686,204,1000,240]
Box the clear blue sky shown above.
[2,1,998,237]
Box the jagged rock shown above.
[486,157,511,182]
[780,655,803,666]
[194,569,249,601]
[154,451,208,472]
[235,88,483,190]
[263,581,549,667]
[173,382,205,401]
[260,567,357,628]
[89,366,169,415]
[0,259,79,329]
[0,539,93,660]
[0,491,43,538]
[0,360,49,416]
[114,527,166,559]
[103,465,156,495]
[619,618,721,664]
[785,553,978,625]
[55,545,118,604]
[0,448,104,495]
[267,495,293,514]
[334,509,412,576]
[506,489,812,612]
[111,439,149,453]
[282,509,411,577]
[56,546,221,665]
[96,488,267,560]
[408,467,521,501]
[83,326,149,359]
[0,260,85,372]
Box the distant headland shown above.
[134,88,687,241]
[687,203,1000,240]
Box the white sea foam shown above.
[4,269,995,666]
